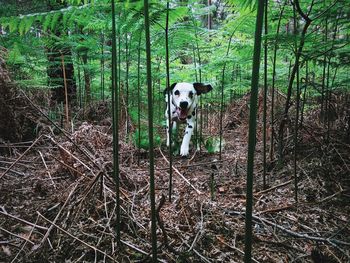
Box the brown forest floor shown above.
[0,88,350,263]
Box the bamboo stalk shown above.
[111,0,121,245]
[244,0,265,261]
[144,0,158,261]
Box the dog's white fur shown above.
[164,82,213,156]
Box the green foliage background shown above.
[0,0,349,150]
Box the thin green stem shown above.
[244,0,265,261]
[262,0,268,189]
[111,0,120,246]
[165,1,173,202]
[144,0,157,261]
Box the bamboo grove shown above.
[0,0,349,262]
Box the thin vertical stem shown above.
[101,33,105,101]
[219,27,239,159]
[300,60,308,126]
[137,32,142,166]
[244,0,265,262]
[111,0,120,246]
[144,0,157,261]
[77,61,82,108]
[293,3,300,204]
[262,0,268,189]
[165,1,173,202]
[193,20,202,150]
[269,1,286,163]
[125,32,130,134]
[118,13,122,123]
[60,54,69,129]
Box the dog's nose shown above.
[179,101,188,109]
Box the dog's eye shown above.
[174,90,180,96]
[189,91,193,98]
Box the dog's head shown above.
[164,82,213,120]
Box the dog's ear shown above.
[163,83,177,96]
[193,83,213,95]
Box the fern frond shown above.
[51,12,62,31]
[9,18,18,33]
[43,14,52,31]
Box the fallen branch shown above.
[0,135,43,180]
[11,214,40,263]
[32,183,79,253]
[226,210,350,247]
[0,226,34,245]
[257,204,294,215]
[38,150,56,188]
[159,147,202,195]
[216,236,261,263]
[255,179,293,196]
[156,194,179,254]
[47,136,95,176]
[120,240,167,263]
[37,212,117,262]
[0,210,48,231]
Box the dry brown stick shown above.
[10,214,40,263]
[132,158,227,171]
[316,189,345,204]
[37,212,117,262]
[215,236,261,263]
[0,226,34,245]
[188,202,204,252]
[47,136,95,175]
[0,135,43,180]
[159,147,202,195]
[20,90,107,175]
[38,150,56,188]
[226,210,350,246]
[32,183,79,252]
[156,194,179,255]
[257,204,294,215]
[182,241,212,263]
[50,154,87,178]
[332,144,350,172]
[0,160,36,169]
[255,179,293,196]
[0,210,48,231]
[120,240,167,263]
[0,167,26,177]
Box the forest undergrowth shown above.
[0,85,349,262]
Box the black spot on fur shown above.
[192,111,196,116]
[188,125,193,129]
[187,115,192,119]
[185,131,188,134]
[172,111,176,114]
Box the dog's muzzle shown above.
[175,101,189,120]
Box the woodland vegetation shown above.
[0,0,349,262]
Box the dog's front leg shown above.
[166,119,177,147]
[180,117,194,156]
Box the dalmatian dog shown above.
[164,82,213,156]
